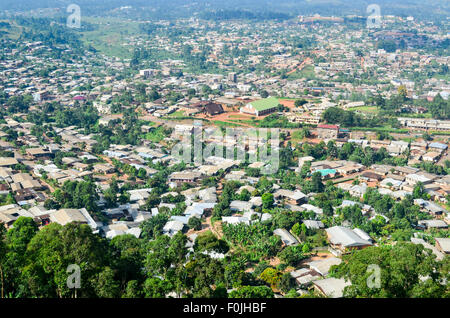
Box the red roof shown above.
[317,124,339,130]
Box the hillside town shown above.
[0,4,449,300]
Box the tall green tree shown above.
[331,243,446,298]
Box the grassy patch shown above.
[430,130,450,136]
[144,126,168,143]
[349,127,409,133]
[287,65,316,81]
[401,137,416,143]
[228,119,259,126]
[393,113,433,119]
[80,17,140,59]
[167,110,186,117]
[0,20,23,40]
[212,121,245,128]
[291,130,306,142]
[351,106,380,113]
[228,114,256,119]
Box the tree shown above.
[330,243,446,298]
[260,90,269,98]
[428,94,450,119]
[377,39,397,53]
[122,280,143,298]
[291,223,301,237]
[311,172,324,193]
[298,127,311,140]
[412,182,427,199]
[90,266,120,298]
[0,225,7,298]
[239,188,251,201]
[212,283,228,298]
[52,180,99,213]
[137,168,147,179]
[277,272,296,293]
[188,216,202,231]
[259,267,282,288]
[229,285,274,298]
[6,217,38,255]
[302,243,311,253]
[145,192,162,210]
[103,178,119,208]
[140,214,168,240]
[202,85,212,95]
[261,193,274,209]
[24,222,109,298]
[326,140,338,158]
[194,231,229,254]
[398,85,408,101]
[6,94,32,113]
[278,245,306,266]
[422,133,432,141]
[224,258,246,288]
[145,235,174,278]
[110,234,144,287]
[184,254,225,297]
[294,99,307,108]
[143,277,171,298]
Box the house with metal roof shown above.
[418,219,448,229]
[405,173,432,186]
[163,220,185,237]
[414,199,447,216]
[300,203,323,215]
[273,189,307,204]
[313,277,351,298]
[307,257,342,276]
[184,202,216,217]
[273,228,299,246]
[230,200,253,212]
[339,200,373,215]
[435,238,450,254]
[317,124,340,139]
[50,208,98,232]
[325,226,373,252]
[303,220,325,230]
[0,157,18,167]
[428,142,448,151]
[222,216,250,225]
[290,268,321,287]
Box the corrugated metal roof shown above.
[326,226,372,247]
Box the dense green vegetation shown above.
[330,243,449,298]
[0,216,293,298]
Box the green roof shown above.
[249,97,279,111]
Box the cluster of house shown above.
[289,225,375,297]
[1,14,449,298]
[6,14,448,127]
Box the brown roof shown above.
[51,209,87,225]
[204,102,224,115]
[361,171,383,180]
[0,157,18,166]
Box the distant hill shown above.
[0,0,448,21]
